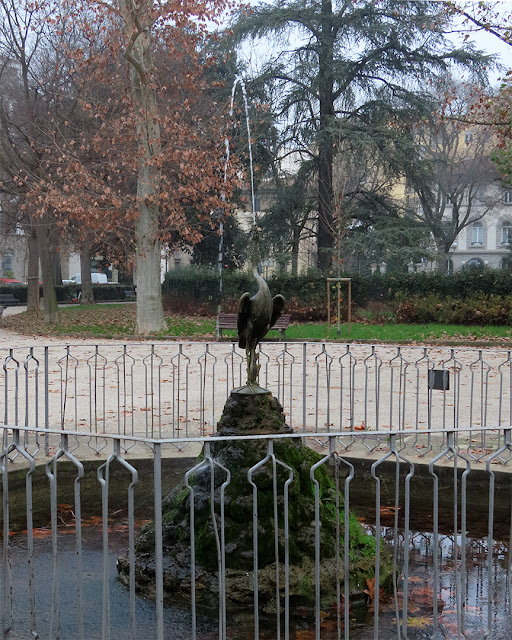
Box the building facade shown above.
[446,184,512,272]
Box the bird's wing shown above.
[271,294,285,327]
[237,292,252,349]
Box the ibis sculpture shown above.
[237,267,285,389]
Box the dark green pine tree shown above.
[231,0,490,270]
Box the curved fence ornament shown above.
[184,442,231,640]
[310,439,355,639]
[1,341,512,453]
[0,424,510,637]
[45,434,85,640]
[247,439,293,639]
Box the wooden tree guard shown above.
[327,277,351,336]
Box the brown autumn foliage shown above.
[443,2,512,176]
[0,0,239,333]
[30,0,236,253]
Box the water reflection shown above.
[4,525,217,639]
[3,518,511,639]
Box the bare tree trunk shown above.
[53,250,62,285]
[291,226,301,276]
[436,250,449,274]
[36,213,58,324]
[26,225,40,316]
[80,246,94,305]
[119,0,165,335]
[434,236,453,273]
[316,0,336,271]
[135,203,164,334]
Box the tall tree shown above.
[232,0,489,269]
[37,0,232,334]
[259,161,316,275]
[401,93,501,271]
[0,0,86,322]
[443,3,512,178]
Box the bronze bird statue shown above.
[237,267,285,388]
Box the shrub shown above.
[0,284,128,305]
[89,285,127,301]
[162,266,512,311]
[162,266,512,324]
[0,284,28,302]
[396,293,512,325]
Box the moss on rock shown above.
[120,390,392,613]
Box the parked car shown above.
[63,273,108,285]
[0,277,23,285]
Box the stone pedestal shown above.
[216,388,292,436]
[118,391,390,616]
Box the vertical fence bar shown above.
[485,455,496,639]
[48,449,61,639]
[1,450,12,638]
[302,343,307,436]
[98,453,111,640]
[153,442,164,640]
[45,346,49,454]
[73,449,85,640]
[22,445,36,638]
[370,449,393,640]
[460,459,471,637]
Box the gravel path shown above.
[0,305,510,464]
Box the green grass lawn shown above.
[3,303,512,344]
[229,322,512,343]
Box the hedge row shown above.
[0,284,129,304]
[4,267,512,312]
[162,266,512,309]
[396,293,512,325]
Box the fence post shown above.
[44,346,49,455]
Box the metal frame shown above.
[0,423,511,639]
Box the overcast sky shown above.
[452,1,512,84]
[237,1,512,87]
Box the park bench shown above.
[124,290,136,300]
[216,312,291,342]
[0,293,20,306]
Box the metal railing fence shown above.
[0,424,511,639]
[1,341,512,450]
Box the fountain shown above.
[117,275,390,618]
[117,77,389,622]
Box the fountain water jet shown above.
[216,76,259,340]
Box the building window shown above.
[447,259,454,275]
[467,257,484,269]
[471,222,483,245]
[504,189,512,204]
[503,224,512,245]
[1,253,13,277]
[465,131,473,144]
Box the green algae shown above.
[125,391,392,609]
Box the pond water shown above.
[3,508,511,639]
[2,455,511,639]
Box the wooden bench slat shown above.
[0,293,20,306]
[216,313,291,341]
